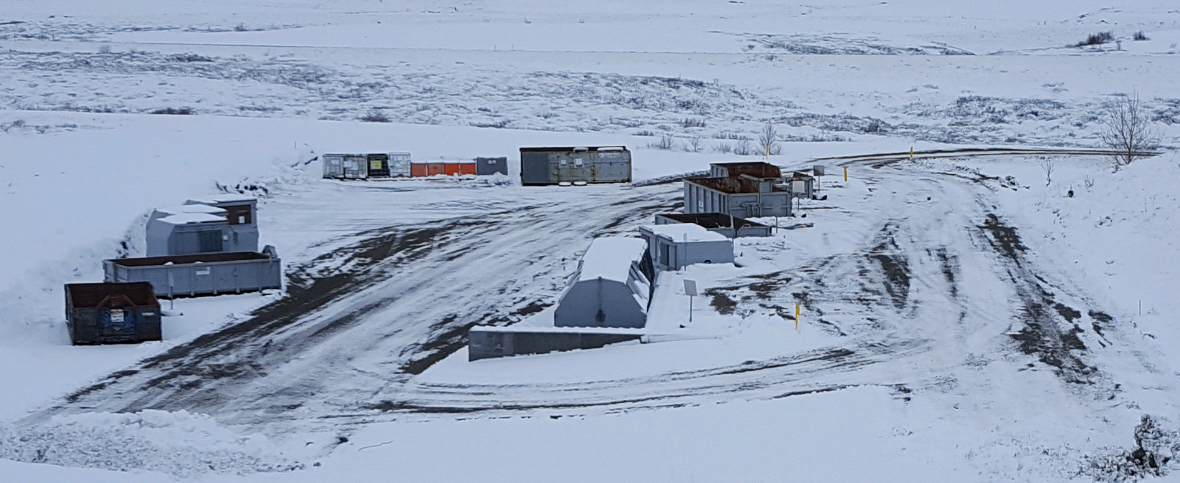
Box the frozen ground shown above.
[3,0,1180,481]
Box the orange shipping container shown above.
[411,162,446,177]
[411,163,427,177]
[442,162,476,176]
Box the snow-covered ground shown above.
[3,0,1180,481]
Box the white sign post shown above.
[684,279,698,323]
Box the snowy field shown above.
[3,0,1180,481]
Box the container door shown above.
[191,265,215,295]
[429,163,445,176]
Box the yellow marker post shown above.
[843,166,848,182]
[910,147,914,159]
[795,304,800,329]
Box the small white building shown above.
[639,223,734,272]
[554,237,653,329]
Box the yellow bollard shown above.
[795,304,800,329]
[843,166,848,182]
[910,147,914,159]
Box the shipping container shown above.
[442,162,476,176]
[342,154,368,179]
[519,146,631,185]
[366,153,391,177]
[389,152,412,177]
[65,282,162,345]
[322,154,345,179]
[104,246,282,298]
[475,157,509,176]
[683,176,792,218]
[410,162,447,177]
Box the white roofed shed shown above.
[639,224,735,272]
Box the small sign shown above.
[684,279,698,297]
[110,309,124,323]
[370,160,383,169]
[813,165,825,176]
[196,268,211,276]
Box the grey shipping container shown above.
[475,156,508,176]
[104,246,282,298]
[519,146,631,185]
[65,282,162,345]
[342,154,368,179]
[389,152,412,177]
[322,154,345,179]
[683,177,793,218]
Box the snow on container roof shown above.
[577,237,647,283]
[158,213,226,225]
[154,204,226,216]
[641,223,729,243]
[185,195,257,205]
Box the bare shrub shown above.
[649,134,675,150]
[359,110,391,122]
[150,107,194,115]
[680,117,707,128]
[1133,31,1149,41]
[634,130,656,137]
[757,123,780,155]
[1098,93,1160,170]
[733,138,753,156]
[685,135,703,153]
[1039,157,1055,186]
[713,143,732,154]
[1074,31,1114,47]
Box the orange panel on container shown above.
[459,163,476,175]
[411,164,428,177]
[442,163,462,176]
[428,163,445,176]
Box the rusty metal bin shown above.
[65,282,162,345]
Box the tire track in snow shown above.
[27,185,682,428]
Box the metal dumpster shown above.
[104,246,282,298]
[475,157,508,176]
[65,282,162,345]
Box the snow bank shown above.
[0,410,300,478]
